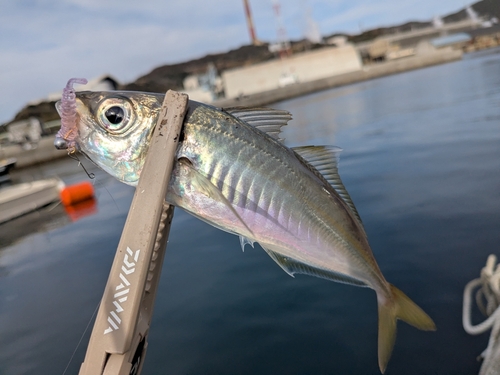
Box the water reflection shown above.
[0,203,69,249]
[1,48,500,375]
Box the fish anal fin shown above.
[260,246,295,277]
[260,245,367,286]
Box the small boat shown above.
[0,177,65,224]
[0,157,16,183]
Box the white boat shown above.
[0,177,65,224]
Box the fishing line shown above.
[61,301,100,375]
[68,152,95,180]
[103,184,121,212]
[46,200,62,212]
[67,152,121,212]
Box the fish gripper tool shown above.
[78,90,189,375]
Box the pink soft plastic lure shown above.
[54,78,88,152]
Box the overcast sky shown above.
[1,0,468,124]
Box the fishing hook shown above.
[68,151,95,180]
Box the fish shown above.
[55,79,435,373]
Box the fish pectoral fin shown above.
[178,158,254,237]
[259,245,367,286]
[239,236,254,252]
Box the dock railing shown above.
[78,90,188,375]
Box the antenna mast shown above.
[271,0,291,57]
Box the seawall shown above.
[213,49,462,108]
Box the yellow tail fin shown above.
[377,284,436,373]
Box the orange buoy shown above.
[60,181,95,206]
[64,197,97,221]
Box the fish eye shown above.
[98,99,135,134]
[105,106,124,125]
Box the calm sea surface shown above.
[1,47,500,375]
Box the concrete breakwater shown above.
[2,48,462,170]
[213,48,463,108]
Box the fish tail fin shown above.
[377,284,436,373]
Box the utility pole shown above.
[243,0,261,45]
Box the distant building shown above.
[181,63,223,103]
[222,45,362,99]
[6,117,42,149]
[355,18,491,58]
[326,36,348,47]
[432,16,444,30]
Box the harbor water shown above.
[1,47,500,375]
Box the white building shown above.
[222,45,362,99]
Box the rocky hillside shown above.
[444,0,499,23]
[336,0,499,43]
[120,44,274,93]
[119,40,323,93]
[12,101,59,124]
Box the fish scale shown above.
[67,90,436,373]
[178,104,376,277]
[189,112,288,226]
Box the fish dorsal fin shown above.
[260,245,367,287]
[223,107,292,142]
[292,145,363,227]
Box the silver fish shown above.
[55,84,435,373]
